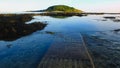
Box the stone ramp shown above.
[37,33,94,68]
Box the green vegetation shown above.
[45,5,83,13]
[28,5,84,16]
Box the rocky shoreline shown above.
[0,14,47,41]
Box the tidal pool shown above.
[0,14,120,68]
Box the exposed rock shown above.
[0,14,47,41]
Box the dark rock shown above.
[104,17,116,19]
[0,14,47,41]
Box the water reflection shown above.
[0,14,120,68]
[50,16,72,19]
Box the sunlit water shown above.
[27,15,120,32]
[0,14,120,68]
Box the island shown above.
[30,5,85,16]
[44,5,83,13]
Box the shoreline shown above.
[0,12,120,16]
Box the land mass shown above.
[30,5,83,13]
[0,14,47,41]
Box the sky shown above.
[0,0,120,13]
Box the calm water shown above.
[27,14,120,32]
[0,14,120,68]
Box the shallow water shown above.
[27,14,120,32]
[0,14,120,68]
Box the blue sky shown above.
[0,0,120,12]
